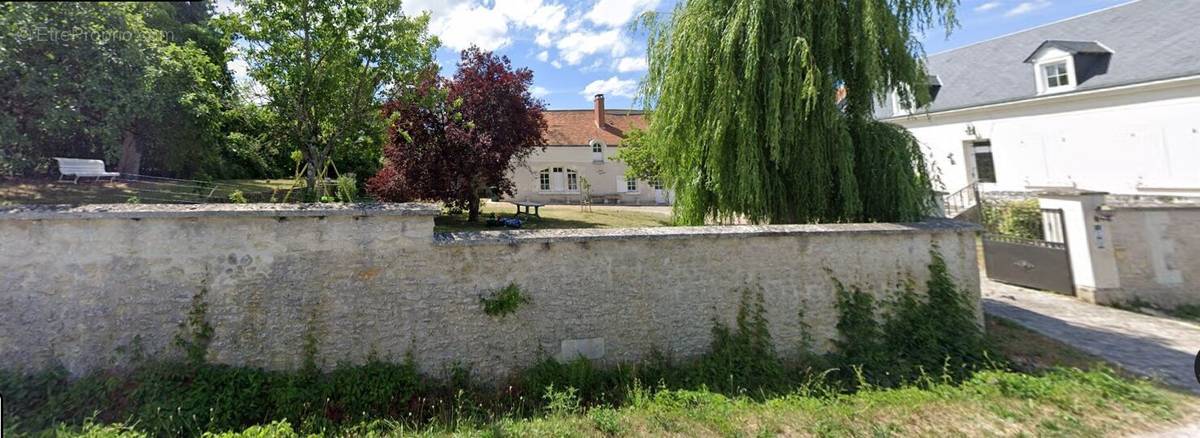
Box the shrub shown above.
[228,190,248,204]
[983,199,1043,239]
[833,249,988,387]
[694,287,786,393]
[335,174,358,202]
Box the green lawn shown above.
[1,181,674,233]
[0,177,299,205]
[435,201,674,232]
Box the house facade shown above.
[507,94,671,204]
[880,0,1200,199]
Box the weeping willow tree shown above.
[641,0,955,225]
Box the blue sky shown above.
[219,0,1134,110]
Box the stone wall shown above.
[0,204,981,381]
[1105,205,1200,308]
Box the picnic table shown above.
[514,201,544,219]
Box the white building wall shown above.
[891,77,1200,197]
[508,145,668,205]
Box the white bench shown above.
[53,157,120,183]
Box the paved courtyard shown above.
[983,278,1200,394]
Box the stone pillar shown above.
[1037,190,1121,303]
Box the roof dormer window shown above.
[1042,61,1071,89]
[1033,56,1077,94]
[1025,40,1112,95]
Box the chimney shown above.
[593,93,605,128]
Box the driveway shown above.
[982,278,1200,393]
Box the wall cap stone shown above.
[1102,203,1200,211]
[435,218,980,246]
[0,202,439,221]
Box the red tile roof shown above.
[543,110,646,146]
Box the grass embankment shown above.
[434,202,673,232]
[16,318,1191,437]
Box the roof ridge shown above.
[927,0,1141,58]
[544,109,644,113]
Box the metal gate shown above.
[983,208,1075,294]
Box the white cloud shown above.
[227,57,268,104]
[403,0,568,52]
[228,58,249,79]
[615,56,648,72]
[564,18,583,31]
[494,0,566,31]
[402,0,471,18]
[585,0,660,27]
[974,1,1001,12]
[536,51,550,62]
[534,32,553,47]
[551,60,563,69]
[530,85,551,98]
[213,0,242,15]
[435,4,512,51]
[556,28,628,65]
[1005,0,1051,17]
[581,76,639,99]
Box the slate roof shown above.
[543,109,646,146]
[879,0,1200,118]
[1021,40,1112,63]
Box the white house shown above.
[881,0,1200,199]
[507,94,671,205]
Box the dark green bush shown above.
[833,249,989,388]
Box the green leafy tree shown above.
[611,128,660,181]
[0,2,226,176]
[229,0,437,194]
[641,0,954,224]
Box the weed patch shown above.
[480,282,530,317]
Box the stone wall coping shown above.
[435,218,980,246]
[0,202,440,221]
[1032,188,1109,197]
[1102,203,1200,211]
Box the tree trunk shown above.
[304,147,320,200]
[467,193,481,222]
[117,129,141,175]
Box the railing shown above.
[114,174,339,204]
[942,181,979,218]
[982,232,1066,249]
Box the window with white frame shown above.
[538,168,579,192]
[1043,61,1070,89]
[567,170,578,191]
[625,177,638,192]
[590,140,604,161]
